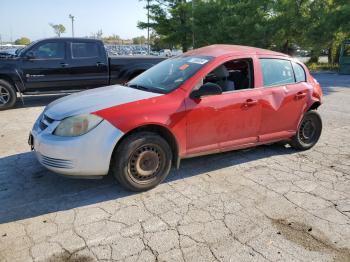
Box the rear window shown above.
[292,62,306,82]
[260,59,295,87]
[71,42,99,58]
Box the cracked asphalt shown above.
[0,73,349,262]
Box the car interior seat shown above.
[212,65,235,92]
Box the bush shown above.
[306,63,339,72]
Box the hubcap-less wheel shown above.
[128,144,163,183]
[0,86,10,105]
[299,119,316,144]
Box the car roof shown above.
[185,44,289,58]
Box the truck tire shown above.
[111,131,172,191]
[290,110,322,150]
[0,79,17,110]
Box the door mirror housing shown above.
[25,51,35,59]
[190,82,222,99]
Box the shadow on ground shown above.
[0,144,297,224]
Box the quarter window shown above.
[292,62,306,82]
[260,59,295,87]
[71,42,99,58]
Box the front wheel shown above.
[290,110,322,150]
[0,80,17,110]
[111,132,172,191]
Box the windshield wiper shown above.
[127,84,151,92]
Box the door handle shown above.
[295,92,306,100]
[60,62,69,67]
[243,98,258,108]
[96,62,105,67]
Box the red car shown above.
[30,45,323,191]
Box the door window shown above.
[292,62,306,82]
[71,42,100,58]
[203,58,254,92]
[260,59,295,87]
[342,43,350,57]
[31,42,65,59]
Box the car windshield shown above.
[127,55,213,94]
[17,40,39,56]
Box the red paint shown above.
[94,45,322,159]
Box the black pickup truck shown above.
[0,38,164,110]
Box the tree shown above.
[138,0,192,52]
[132,36,146,45]
[14,37,30,45]
[49,23,66,37]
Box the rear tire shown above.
[290,110,322,150]
[111,132,172,192]
[0,79,17,110]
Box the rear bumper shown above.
[31,114,123,176]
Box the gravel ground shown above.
[0,73,349,262]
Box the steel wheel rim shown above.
[128,144,163,184]
[299,119,316,144]
[0,87,10,105]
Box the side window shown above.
[31,42,65,59]
[203,58,254,92]
[260,59,294,87]
[71,42,99,58]
[292,62,306,82]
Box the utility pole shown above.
[147,0,150,55]
[69,14,75,37]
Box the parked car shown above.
[0,38,164,110]
[29,44,323,191]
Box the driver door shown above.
[185,57,261,156]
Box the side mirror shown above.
[25,51,35,59]
[190,82,222,99]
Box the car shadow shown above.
[0,143,297,224]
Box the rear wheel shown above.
[111,132,172,191]
[0,79,17,110]
[290,110,322,150]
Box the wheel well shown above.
[308,101,321,111]
[113,124,179,167]
[0,75,16,90]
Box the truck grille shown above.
[39,114,54,130]
[40,154,74,169]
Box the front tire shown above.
[290,110,322,150]
[0,79,17,110]
[111,132,172,191]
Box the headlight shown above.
[54,114,103,137]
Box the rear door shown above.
[66,40,109,88]
[258,58,310,142]
[21,40,70,90]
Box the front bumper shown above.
[30,113,123,177]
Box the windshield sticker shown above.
[179,64,190,71]
[188,58,209,65]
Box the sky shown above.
[0,0,148,42]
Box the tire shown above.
[111,132,172,192]
[0,79,17,110]
[290,110,322,150]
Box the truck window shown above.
[71,42,99,58]
[260,58,294,87]
[31,42,65,59]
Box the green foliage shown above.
[49,23,66,37]
[14,37,30,45]
[306,62,339,72]
[139,0,350,62]
[132,36,147,44]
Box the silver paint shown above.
[44,84,162,120]
[31,117,124,176]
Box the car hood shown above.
[44,85,162,120]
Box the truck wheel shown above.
[290,110,322,150]
[111,132,172,192]
[0,80,17,110]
